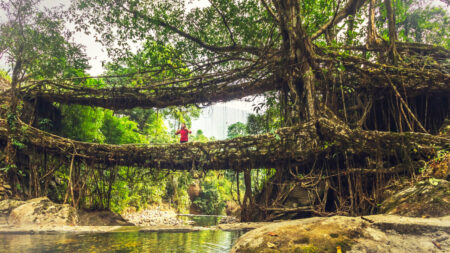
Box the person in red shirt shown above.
[175,123,192,143]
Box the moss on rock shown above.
[380,178,450,217]
[230,217,362,253]
[8,197,79,226]
[231,215,450,252]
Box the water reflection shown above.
[178,215,223,226]
[0,230,244,253]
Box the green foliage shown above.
[108,167,168,213]
[5,0,445,218]
[227,122,248,139]
[0,164,16,173]
[162,172,193,213]
[398,6,449,47]
[246,114,267,135]
[103,40,201,142]
[191,129,212,143]
[37,118,53,132]
[11,138,25,149]
[6,112,17,130]
[247,108,280,135]
[301,0,337,36]
[194,179,226,215]
[248,95,281,135]
[72,0,276,64]
[0,0,89,80]
[146,112,177,144]
[434,149,449,162]
[105,41,190,84]
[0,69,11,82]
[42,21,206,213]
[101,110,145,144]
[59,104,106,142]
[377,0,449,48]
[59,102,148,145]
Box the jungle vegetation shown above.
[0,0,448,220]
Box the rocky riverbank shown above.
[0,197,244,234]
[230,215,450,252]
[230,178,450,252]
[0,178,448,252]
[122,209,187,226]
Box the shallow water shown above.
[0,230,244,253]
[178,215,224,226]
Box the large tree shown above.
[1,0,448,219]
[68,0,449,219]
[62,0,445,126]
[0,0,89,193]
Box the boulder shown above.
[0,199,25,216]
[284,181,325,208]
[219,216,239,224]
[8,197,79,226]
[230,215,450,253]
[225,200,241,217]
[78,210,133,226]
[187,183,201,200]
[380,178,450,217]
[122,209,186,226]
[0,199,25,225]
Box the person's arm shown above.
[175,129,180,135]
[188,129,192,134]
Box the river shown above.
[0,230,244,252]
[0,216,244,253]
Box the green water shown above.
[0,230,244,253]
[178,215,223,226]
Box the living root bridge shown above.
[19,74,280,110]
[0,118,448,171]
[20,67,449,111]
[12,43,449,111]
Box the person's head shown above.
[181,123,186,129]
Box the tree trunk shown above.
[367,0,380,46]
[241,169,254,221]
[384,0,399,63]
[5,57,23,194]
[274,0,317,121]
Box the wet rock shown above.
[219,216,240,224]
[230,215,450,253]
[216,221,270,231]
[225,200,241,217]
[231,216,361,252]
[8,197,78,226]
[380,178,450,217]
[284,181,325,208]
[78,210,134,226]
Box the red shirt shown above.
[179,129,189,142]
